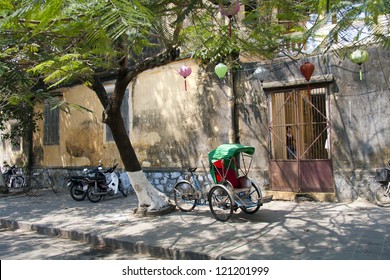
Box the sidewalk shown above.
[1,190,390,260]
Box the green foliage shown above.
[1,0,389,143]
[51,100,93,114]
[305,0,390,57]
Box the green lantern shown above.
[350,49,369,80]
[215,63,228,79]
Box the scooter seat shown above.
[87,176,106,181]
[71,176,87,180]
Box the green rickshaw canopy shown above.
[208,143,255,162]
[208,144,255,184]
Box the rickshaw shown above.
[173,143,273,221]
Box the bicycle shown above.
[173,167,211,212]
[374,161,390,207]
[27,168,56,196]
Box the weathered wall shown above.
[327,47,390,201]
[0,122,26,167]
[131,58,232,168]
[32,84,120,167]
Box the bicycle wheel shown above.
[374,184,390,207]
[173,181,196,212]
[240,182,262,214]
[46,176,57,193]
[25,178,40,196]
[208,185,234,222]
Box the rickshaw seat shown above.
[213,159,240,188]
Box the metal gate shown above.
[268,87,334,193]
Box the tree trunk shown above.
[90,48,179,216]
[106,109,172,214]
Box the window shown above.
[106,89,130,142]
[269,87,329,160]
[43,100,60,145]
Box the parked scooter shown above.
[2,163,23,191]
[86,160,127,203]
[67,164,103,201]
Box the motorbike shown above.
[86,160,128,203]
[1,163,23,191]
[68,175,89,201]
[67,164,102,201]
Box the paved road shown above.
[0,227,164,260]
[1,190,390,260]
[2,191,390,280]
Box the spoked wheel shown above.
[25,178,40,196]
[208,185,234,222]
[374,184,390,207]
[174,181,196,212]
[240,182,262,214]
[69,182,87,201]
[87,185,103,203]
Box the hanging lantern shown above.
[219,0,240,37]
[215,63,228,79]
[178,65,192,91]
[300,61,315,97]
[349,49,369,80]
[253,66,269,87]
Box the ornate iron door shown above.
[268,87,334,193]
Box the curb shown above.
[0,218,226,260]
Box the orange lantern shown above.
[300,62,315,97]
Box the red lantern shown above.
[178,65,192,91]
[300,62,315,97]
[219,0,240,37]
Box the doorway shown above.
[268,86,334,192]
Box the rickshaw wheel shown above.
[240,182,262,214]
[174,181,196,212]
[208,185,234,222]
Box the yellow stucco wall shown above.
[0,122,25,167]
[33,84,122,167]
[30,58,228,169]
[131,59,231,168]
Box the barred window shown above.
[269,87,329,160]
[43,100,60,145]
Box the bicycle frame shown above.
[30,168,56,194]
[185,168,209,206]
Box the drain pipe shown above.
[227,63,239,144]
